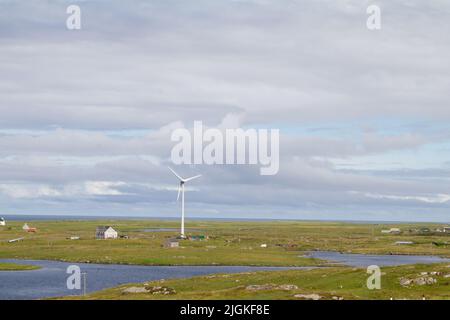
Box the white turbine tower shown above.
[169,167,201,238]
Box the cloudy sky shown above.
[0,0,449,221]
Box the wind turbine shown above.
[169,167,201,238]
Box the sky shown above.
[0,0,449,222]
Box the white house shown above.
[0,217,5,226]
[96,226,118,239]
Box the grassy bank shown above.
[59,263,450,300]
[0,262,40,271]
[0,220,448,266]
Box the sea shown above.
[0,214,446,224]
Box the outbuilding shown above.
[22,223,37,232]
[165,239,179,248]
[381,228,401,234]
[395,241,414,245]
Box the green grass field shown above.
[0,262,40,271]
[0,220,448,267]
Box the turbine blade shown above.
[184,174,202,182]
[168,167,184,181]
[176,185,181,201]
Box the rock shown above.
[145,285,176,295]
[122,286,148,294]
[401,276,437,286]
[414,276,436,286]
[332,296,344,300]
[420,272,428,276]
[278,284,299,291]
[400,278,412,287]
[294,293,322,300]
[246,284,276,291]
[444,274,450,278]
[245,284,298,291]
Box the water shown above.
[3,214,445,224]
[0,259,307,300]
[306,251,450,267]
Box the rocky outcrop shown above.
[122,286,149,294]
[145,285,177,295]
[400,275,437,287]
[294,293,322,300]
[122,285,176,295]
[245,284,298,291]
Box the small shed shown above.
[381,228,401,234]
[165,239,179,248]
[395,241,414,245]
[96,226,118,239]
[22,223,37,232]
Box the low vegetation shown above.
[0,262,40,271]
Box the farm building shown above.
[95,226,118,239]
[395,241,414,245]
[8,237,24,243]
[381,228,401,234]
[22,223,37,232]
[0,217,5,226]
[165,239,179,248]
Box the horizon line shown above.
[2,213,449,224]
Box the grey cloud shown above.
[0,0,449,221]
